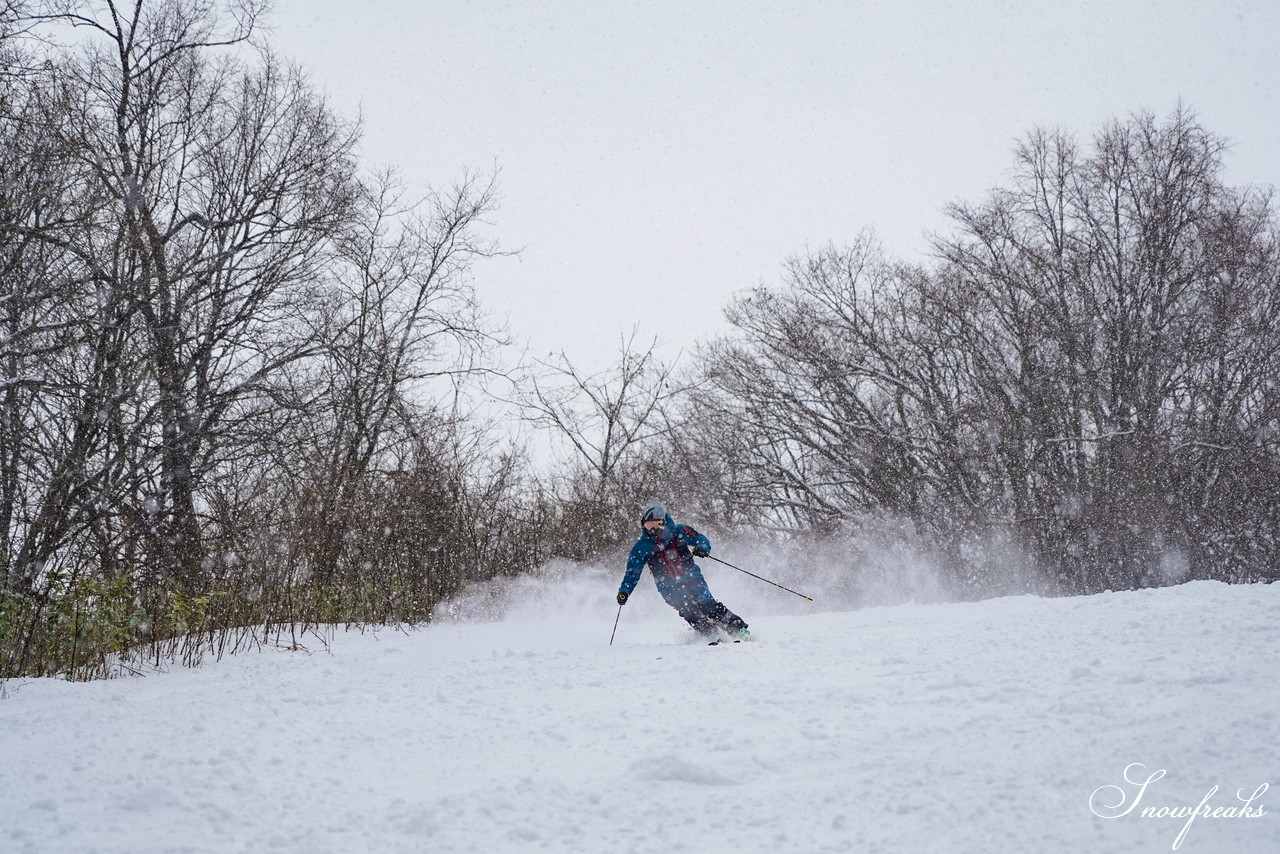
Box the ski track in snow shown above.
[2,580,1278,853]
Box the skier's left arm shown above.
[680,525,711,558]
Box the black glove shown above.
[616,591,629,605]
[692,546,709,558]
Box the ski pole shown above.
[609,602,622,645]
[703,554,814,601]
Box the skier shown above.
[615,501,750,641]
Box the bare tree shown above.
[696,234,977,533]
[1,0,367,677]
[693,109,1280,593]
[1,0,530,680]
[936,109,1280,588]
[518,332,683,554]
[23,0,359,590]
[0,46,141,602]
[297,169,504,588]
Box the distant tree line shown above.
[3,1,1276,682]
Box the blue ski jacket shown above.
[619,514,713,605]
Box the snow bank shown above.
[2,580,1277,853]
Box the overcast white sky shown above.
[267,0,1280,374]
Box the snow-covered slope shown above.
[2,579,1277,853]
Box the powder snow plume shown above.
[435,517,1047,629]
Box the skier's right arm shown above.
[617,542,648,604]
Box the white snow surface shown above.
[2,576,1278,853]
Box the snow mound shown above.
[628,753,739,786]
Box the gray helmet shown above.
[640,500,667,524]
